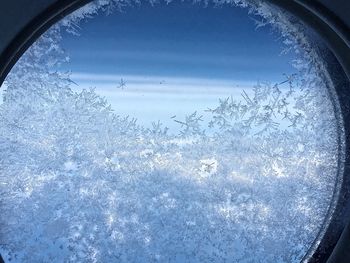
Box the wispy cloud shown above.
[71,72,257,95]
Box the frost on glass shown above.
[0,0,341,262]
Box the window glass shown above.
[0,1,341,262]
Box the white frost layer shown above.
[0,0,341,262]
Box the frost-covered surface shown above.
[0,0,341,262]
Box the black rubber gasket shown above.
[263,2,350,262]
[0,0,91,84]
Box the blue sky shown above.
[61,1,296,131]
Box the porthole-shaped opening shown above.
[0,1,346,262]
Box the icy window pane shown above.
[0,1,341,262]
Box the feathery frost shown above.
[0,0,341,262]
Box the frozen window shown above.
[0,1,342,262]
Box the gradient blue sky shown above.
[61,1,296,131]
